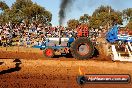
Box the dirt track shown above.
[0,47,132,88]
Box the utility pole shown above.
[108,6,111,29]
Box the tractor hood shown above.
[45,37,74,42]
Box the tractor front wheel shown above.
[43,48,54,58]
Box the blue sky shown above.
[1,0,132,26]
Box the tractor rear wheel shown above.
[43,48,54,58]
[70,37,94,60]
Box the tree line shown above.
[0,0,52,26]
[67,6,132,30]
[0,0,132,29]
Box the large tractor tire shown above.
[43,48,55,58]
[70,37,94,60]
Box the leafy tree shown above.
[123,8,132,21]
[89,5,123,29]
[0,1,9,11]
[126,21,132,30]
[0,0,52,25]
[12,0,33,10]
[92,6,114,16]
[67,19,79,29]
[79,14,91,23]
